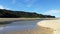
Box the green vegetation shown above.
[0,9,55,18]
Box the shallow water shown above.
[0,20,53,34]
[0,20,42,34]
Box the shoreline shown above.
[0,18,56,24]
[37,19,60,34]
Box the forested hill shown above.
[0,9,55,18]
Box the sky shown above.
[0,0,60,17]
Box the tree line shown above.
[0,9,55,18]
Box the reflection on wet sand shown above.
[1,26,53,34]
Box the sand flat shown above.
[0,18,56,22]
[37,19,60,34]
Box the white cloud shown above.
[0,5,5,9]
[0,5,10,10]
[44,10,60,15]
[43,10,60,17]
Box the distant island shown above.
[0,9,55,18]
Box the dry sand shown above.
[37,19,60,34]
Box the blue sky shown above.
[0,0,60,17]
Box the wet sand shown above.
[0,18,56,22]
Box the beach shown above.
[0,18,57,34]
[37,19,60,34]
